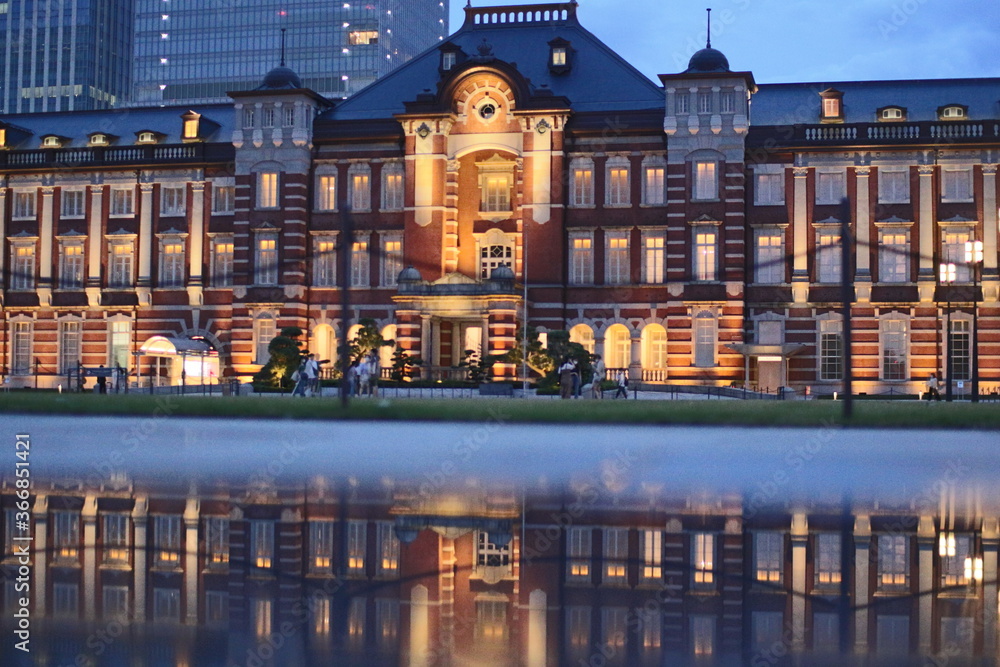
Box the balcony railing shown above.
[0,143,234,170]
[750,120,1000,149]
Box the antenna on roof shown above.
[280,28,287,67]
[706,8,712,48]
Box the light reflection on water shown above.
[1,469,998,667]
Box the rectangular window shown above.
[755,173,784,205]
[882,319,907,380]
[879,169,909,204]
[310,521,334,572]
[877,615,910,655]
[756,234,784,284]
[251,521,274,569]
[313,596,331,635]
[377,522,400,576]
[602,607,627,649]
[606,166,630,206]
[567,527,592,582]
[643,234,665,284]
[643,166,665,205]
[569,235,593,285]
[382,237,403,287]
[12,244,36,289]
[693,533,714,586]
[61,189,85,218]
[816,171,845,205]
[754,532,783,583]
[698,92,711,114]
[159,242,185,287]
[381,170,404,210]
[481,174,510,212]
[603,528,628,584]
[12,191,36,219]
[255,316,275,365]
[205,517,229,567]
[253,597,272,637]
[351,241,370,287]
[640,608,661,649]
[605,233,630,285]
[54,511,80,560]
[317,175,337,211]
[255,236,278,285]
[109,242,134,287]
[212,239,234,287]
[817,233,841,283]
[567,606,591,649]
[206,591,228,627]
[692,616,715,657]
[950,320,971,382]
[551,46,567,66]
[694,231,717,281]
[676,94,690,114]
[60,243,85,289]
[314,238,337,287]
[693,161,717,201]
[476,531,512,572]
[58,321,82,375]
[154,515,181,567]
[103,514,129,564]
[103,586,129,620]
[242,108,255,128]
[571,167,594,206]
[879,232,909,283]
[348,598,366,643]
[441,51,457,70]
[753,611,784,650]
[262,108,275,128]
[53,583,79,618]
[942,231,972,282]
[110,187,135,216]
[819,320,843,382]
[160,185,186,216]
[878,534,909,589]
[153,588,181,623]
[822,98,840,118]
[257,172,278,209]
[694,316,716,368]
[212,185,235,214]
[640,529,662,582]
[721,91,735,113]
[813,613,839,651]
[283,106,295,127]
[376,599,399,646]
[349,29,379,45]
[942,168,972,202]
[109,320,131,369]
[939,532,973,588]
[12,321,32,375]
[351,173,371,211]
[815,533,842,586]
[347,520,366,576]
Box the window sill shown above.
[159,212,186,218]
[314,209,339,214]
[639,203,667,208]
[690,198,720,204]
[940,198,975,204]
[151,565,183,574]
[210,211,235,216]
[567,204,596,210]
[873,588,910,597]
[51,560,82,568]
[603,203,632,209]
[754,201,786,207]
[60,215,86,220]
[108,214,136,219]
[99,562,132,571]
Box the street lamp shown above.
[964,240,983,403]
[940,262,956,402]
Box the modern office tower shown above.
[0,0,135,114]
[130,0,449,106]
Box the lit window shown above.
[754,532,783,583]
[822,97,840,119]
[692,615,715,656]
[551,46,567,66]
[313,596,331,635]
[942,231,972,282]
[137,131,157,144]
[351,172,371,211]
[816,232,841,283]
[310,521,334,572]
[317,174,337,211]
[570,163,594,207]
[205,517,229,567]
[58,320,82,374]
[376,599,399,646]
[603,528,628,584]
[42,135,62,147]
[53,511,80,560]
[160,185,186,216]
[314,238,337,287]
[257,172,278,208]
[569,234,593,285]
[212,239,234,287]
[643,233,665,284]
[109,242,134,288]
[480,174,510,212]
[60,243,84,289]
[880,107,904,121]
[643,166,665,205]
[567,606,591,648]
[381,165,404,210]
[255,235,278,285]
[382,237,403,287]
[377,522,400,575]
[938,532,973,588]
[182,117,199,139]
[103,514,130,564]
[815,533,842,586]
[90,133,108,146]
[351,240,370,287]
[816,171,845,205]
[606,160,630,206]
[0,128,7,148]
[878,169,909,204]
[693,161,717,200]
[250,521,274,569]
[154,515,181,566]
[939,105,966,120]
[252,597,272,637]
[349,30,378,45]
[877,534,909,589]
[819,320,843,382]
[881,318,908,380]
[755,172,784,205]
[640,529,662,581]
[61,189,85,218]
[348,597,365,642]
[694,231,716,281]
[347,520,366,576]
[605,232,630,285]
[11,244,36,289]
[602,607,627,649]
[693,533,715,586]
[159,241,185,287]
[755,233,784,284]
[567,527,591,582]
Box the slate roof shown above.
[752,78,1000,125]
[0,103,234,149]
[324,2,664,122]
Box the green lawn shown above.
[1,392,998,429]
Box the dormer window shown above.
[442,51,457,71]
[548,37,572,74]
[938,105,968,120]
[0,128,6,149]
[42,135,65,148]
[181,111,201,141]
[552,47,567,66]
[137,131,159,145]
[819,89,844,123]
[878,106,906,122]
[90,134,107,146]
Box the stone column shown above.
[86,185,104,307]
[853,514,871,653]
[420,315,432,379]
[629,334,642,382]
[854,167,871,280]
[38,186,55,304]
[188,181,205,306]
[184,497,200,624]
[792,167,809,303]
[0,187,7,290]
[790,512,808,650]
[918,166,936,298]
[137,183,154,303]
[917,515,935,653]
[982,165,998,301]
[983,517,999,657]
[82,494,98,619]
[132,496,149,622]
[32,495,48,615]
[526,589,547,667]
[409,584,430,667]
[481,313,491,357]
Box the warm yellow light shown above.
[939,533,956,557]
[940,262,956,283]
[964,240,984,264]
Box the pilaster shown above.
[184,497,200,624]
[982,165,998,301]
[188,181,206,306]
[917,166,936,299]
[86,185,104,307]
[917,515,935,653]
[38,186,55,304]
[137,183,155,304]
[132,496,149,622]
[853,514,871,653]
[792,167,809,303]
[854,167,872,280]
[32,495,48,616]
[790,512,808,650]
[82,494,98,619]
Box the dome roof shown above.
[258,66,302,90]
[685,47,730,74]
[490,265,515,280]
[397,266,423,283]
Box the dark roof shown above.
[685,47,730,74]
[0,103,234,149]
[257,66,303,91]
[753,78,1000,125]
[324,2,663,122]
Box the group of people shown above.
[557,354,629,399]
[347,352,381,397]
[291,354,321,397]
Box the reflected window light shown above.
[160,33,168,39]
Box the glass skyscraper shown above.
[0,0,135,113]
[131,0,449,106]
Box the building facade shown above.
[130,0,450,106]
[1,1,999,395]
[0,0,135,114]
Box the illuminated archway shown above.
[604,324,630,369]
[568,324,595,355]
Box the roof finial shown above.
[280,28,287,67]
[706,8,712,49]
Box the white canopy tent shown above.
[137,336,220,387]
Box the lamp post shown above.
[940,262,956,402]
[965,240,983,403]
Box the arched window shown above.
[604,324,631,370]
[641,323,667,370]
[568,324,594,355]
[380,324,397,370]
[478,228,514,279]
[313,324,336,365]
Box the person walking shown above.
[614,369,628,399]
[291,359,309,397]
[358,355,372,397]
[570,358,581,399]
[925,373,941,401]
[367,351,381,397]
[592,354,605,399]
[558,356,574,399]
[96,365,108,394]
[303,354,319,397]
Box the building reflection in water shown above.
[1,472,998,666]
